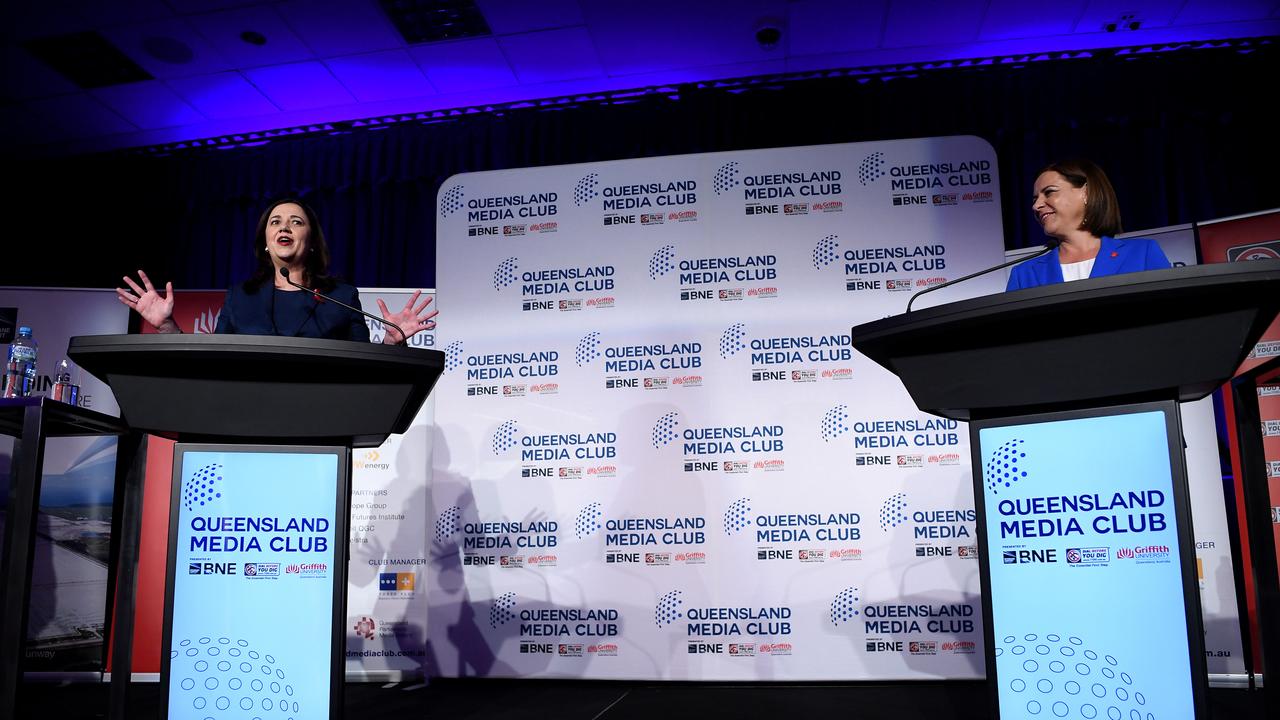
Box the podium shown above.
[68,334,444,720]
[850,260,1280,719]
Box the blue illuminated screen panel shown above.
[167,450,339,720]
[978,411,1192,719]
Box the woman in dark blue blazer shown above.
[1007,159,1171,291]
[117,198,436,342]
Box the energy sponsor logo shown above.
[352,449,389,471]
[1065,547,1110,566]
[1115,544,1172,563]
[242,562,279,579]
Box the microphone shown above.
[905,238,1062,313]
[279,267,407,345]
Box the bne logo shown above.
[688,643,723,654]
[188,562,236,575]
[867,641,904,652]
[1002,549,1057,564]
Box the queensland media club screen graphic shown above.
[979,411,1196,720]
[168,451,340,720]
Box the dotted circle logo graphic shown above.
[995,633,1154,720]
[489,592,516,628]
[182,463,224,512]
[434,505,461,543]
[858,152,886,186]
[813,234,840,269]
[719,323,747,358]
[879,492,908,531]
[830,587,861,625]
[493,257,519,291]
[574,173,600,206]
[655,590,684,628]
[491,420,518,455]
[576,331,602,366]
[652,411,680,448]
[713,162,741,195]
[444,340,464,372]
[986,439,1028,494]
[649,245,677,279]
[168,637,299,719]
[575,502,603,539]
[439,185,465,216]
[821,404,848,442]
[723,497,752,535]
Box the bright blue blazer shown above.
[1006,236,1171,291]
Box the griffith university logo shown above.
[858,153,885,185]
[489,592,517,628]
[652,411,681,448]
[444,341,464,372]
[995,632,1153,719]
[575,502,603,539]
[434,505,461,543]
[821,404,849,442]
[576,331,602,366]
[650,245,676,279]
[182,463,224,512]
[493,257,519,290]
[713,162,741,195]
[574,173,600,206]
[719,323,747,359]
[985,439,1028,495]
[491,420,519,455]
[830,586,861,626]
[813,234,840,269]
[723,497,752,536]
[191,307,222,334]
[879,492,908,531]
[439,185,465,216]
[655,590,684,628]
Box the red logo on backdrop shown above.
[140,290,226,335]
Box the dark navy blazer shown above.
[1006,236,1171,291]
[214,281,371,341]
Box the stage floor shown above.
[15,678,1270,719]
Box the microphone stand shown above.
[905,241,1061,313]
[279,268,408,345]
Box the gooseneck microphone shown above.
[904,238,1062,313]
[280,267,407,345]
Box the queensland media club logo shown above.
[985,438,1028,495]
[439,184,465,217]
[182,462,224,513]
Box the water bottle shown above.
[4,326,38,398]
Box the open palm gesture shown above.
[116,270,178,332]
[376,291,437,344]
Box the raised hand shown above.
[116,270,180,333]
[376,291,437,344]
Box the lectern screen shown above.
[162,446,344,720]
[976,409,1197,719]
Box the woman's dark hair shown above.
[1037,159,1123,237]
[244,197,336,292]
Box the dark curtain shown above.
[5,42,1275,291]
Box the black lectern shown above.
[68,334,443,720]
[851,260,1280,719]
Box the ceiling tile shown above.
[187,5,315,67]
[103,18,232,78]
[498,27,603,85]
[244,60,354,110]
[881,0,986,48]
[276,0,403,56]
[325,49,435,102]
[584,0,788,77]
[476,0,585,34]
[0,44,84,101]
[168,71,280,118]
[92,79,207,128]
[68,0,175,27]
[979,0,1087,41]
[1174,0,1277,25]
[786,0,886,56]
[409,37,517,94]
[1077,0,1181,33]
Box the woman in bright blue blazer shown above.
[1007,159,1171,291]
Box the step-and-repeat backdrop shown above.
[430,137,1006,679]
